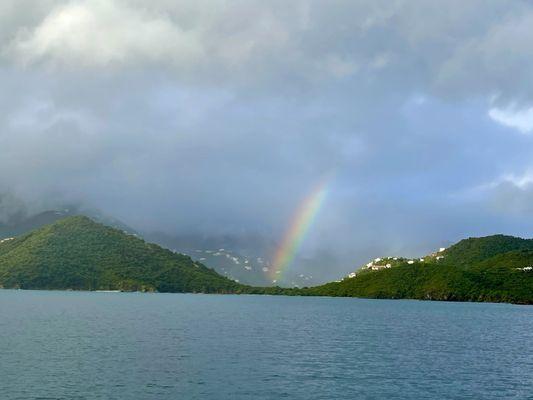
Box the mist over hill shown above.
[146,231,317,286]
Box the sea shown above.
[0,290,531,399]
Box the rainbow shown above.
[270,177,331,281]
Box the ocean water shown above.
[0,291,532,399]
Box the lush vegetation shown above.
[441,234,533,266]
[304,236,533,304]
[0,216,249,293]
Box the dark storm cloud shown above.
[1,0,533,281]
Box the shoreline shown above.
[0,287,530,306]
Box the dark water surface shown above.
[0,290,532,399]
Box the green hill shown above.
[0,216,247,293]
[442,234,533,266]
[305,235,533,304]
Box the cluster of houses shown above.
[364,257,395,271]
[347,247,448,279]
[0,237,14,244]
[404,247,447,266]
[517,266,532,272]
[191,248,314,287]
[195,248,249,266]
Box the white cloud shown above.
[7,0,204,69]
[499,171,533,190]
[460,171,533,196]
[488,106,533,134]
[458,170,533,216]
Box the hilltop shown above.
[0,216,247,293]
[0,208,138,240]
[306,235,533,304]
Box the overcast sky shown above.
[2,0,533,280]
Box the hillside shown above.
[440,234,533,266]
[306,235,533,304]
[0,216,247,293]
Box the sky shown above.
[2,0,533,282]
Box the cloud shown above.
[0,193,28,224]
[488,106,533,134]
[458,170,533,218]
[490,178,533,216]
[7,0,204,69]
[2,0,532,100]
[500,172,533,190]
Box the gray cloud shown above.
[3,0,532,98]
